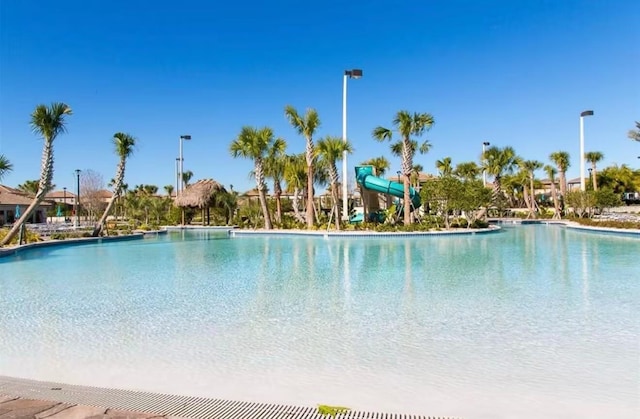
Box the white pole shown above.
[175,158,179,196]
[179,137,184,192]
[341,73,349,221]
[579,116,585,191]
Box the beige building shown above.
[0,185,52,226]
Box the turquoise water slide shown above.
[354,166,421,209]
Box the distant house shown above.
[45,189,77,205]
[0,185,53,226]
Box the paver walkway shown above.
[0,396,168,419]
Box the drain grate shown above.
[0,375,458,419]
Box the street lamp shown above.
[63,187,67,221]
[179,135,191,192]
[74,169,81,228]
[342,69,363,221]
[175,157,180,196]
[579,110,594,191]
[482,141,490,187]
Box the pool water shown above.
[0,226,638,418]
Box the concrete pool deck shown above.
[0,376,455,419]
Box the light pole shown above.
[342,69,363,221]
[74,169,81,228]
[482,141,490,187]
[179,135,191,192]
[579,110,594,191]
[175,157,180,196]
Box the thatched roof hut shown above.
[174,179,227,208]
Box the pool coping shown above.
[489,218,640,236]
[0,375,457,419]
[229,225,502,238]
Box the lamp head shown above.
[180,135,192,140]
[483,141,490,146]
[580,110,594,117]
[345,69,363,79]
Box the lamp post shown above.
[579,110,594,191]
[179,135,191,192]
[342,69,363,221]
[74,169,81,228]
[482,141,490,187]
[175,157,180,196]
[63,187,67,220]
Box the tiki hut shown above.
[174,179,227,225]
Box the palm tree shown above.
[284,105,320,228]
[549,151,571,200]
[316,136,353,229]
[17,180,40,196]
[284,153,308,224]
[373,110,435,224]
[585,151,604,190]
[628,121,640,142]
[164,185,174,197]
[544,165,561,219]
[482,145,518,204]
[411,164,423,188]
[454,161,480,181]
[0,154,13,181]
[361,156,390,177]
[436,157,453,177]
[521,159,543,218]
[230,126,275,229]
[93,132,136,236]
[1,102,72,246]
[264,137,287,224]
[181,170,193,188]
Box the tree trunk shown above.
[401,138,413,225]
[306,164,314,228]
[1,139,54,246]
[292,187,305,224]
[550,181,561,220]
[274,180,282,224]
[254,160,272,230]
[523,186,533,218]
[592,164,598,191]
[529,175,537,219]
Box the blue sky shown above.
[1,0,638,194]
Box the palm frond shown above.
[372,126,393,142]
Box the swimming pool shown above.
[0,226,637,418]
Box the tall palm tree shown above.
[0,154,13,181]
[284,105,320,228]
[93,133,136,236]
[373,110,435,224]
[284,153,308,224]
[264,137,287,224]
[436,157,453,177]
[585,151,604,190]
[316,136,353,229]
[549,151,571,200]
[454,161,480,181]
[361,156,390,177]
[230,126,275,229]
[544,165,561,219]
[628,121,640,142]
[1,102,72,246]
[521,159,543,218]
[482,146,518,204]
